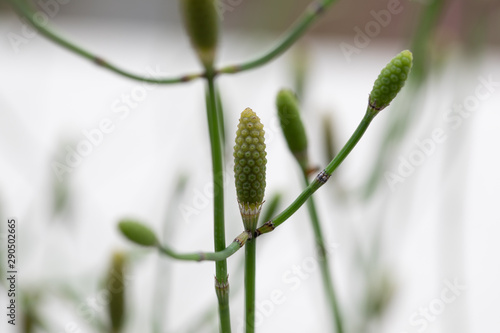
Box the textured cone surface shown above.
[369,50,413,110]
[180,0,218,68]
[276,89,308,155]
[118,220,157,247]
[234,108,267,205]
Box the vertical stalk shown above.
[245,237,257,333]
[205,73,231,332]
[301,173,344,333]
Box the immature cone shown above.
[180,0,218,69]
[234,108,267,231]
[276,89,309,171]
[369,50,413,112]
[118,220,158,247]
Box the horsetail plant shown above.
[234,108,267,332]
[7,0,415,330]
[180,0,235,329]
[116,50,413,333]
[116,49,411,333]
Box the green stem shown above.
[155,110,375,265]
[158,231,248,262]
[244,237,257,333]
[205,73,232,332]
[218,0,337,75]
[6,0,202,84]
[257,110,375,235]
[7,0,337,84]
[301,173,343,333]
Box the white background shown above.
[1,7,500,333]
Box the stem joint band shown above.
[215,275,230,299]
[316,170,331,185]
[256,220,275,236]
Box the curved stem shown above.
[206,73,232,332]
[6,0,203,84]
[244,237,257,333]
[257,110,375,235]
[158,231,248,262]
[301,172,343,333]
[7,0,337,84]
[151,110,375,265]
[218,0,337,75]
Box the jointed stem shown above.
[156,110,376,260]
[158,231,248,262]
[5,0,202,84]
[206,74,231,332]
[257,110,375,235]
[301,173,343,333]
[7,0,336,84]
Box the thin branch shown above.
[158,231,249,262]
[6,0,203,84]
[217,0,337,75]
[156,110,377,260]
[257,110,375,236]
[6,0,337,83]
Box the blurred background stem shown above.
[5,0,202,84]
[301,172,343,333]
[218,0,338,75]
